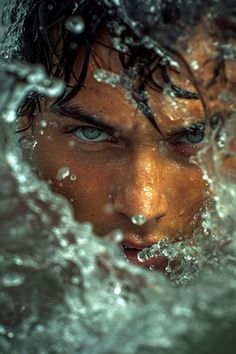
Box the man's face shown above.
[29,29,210,269]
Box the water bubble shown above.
[149,265,155,271]
[112,37,128,53]
[50,121,58,128]
[68,140,76,148]
[70,174,77,181]
[114,285,122,295]
[56,166,70,181]
[1,273,25,287]
[65,16,85,34]
[131,214,147,225]
[7,332,14,339]
[107,229,123,243]
[71,275,80,285]
[137,249,150,262]
[93,68,121,88]
[32,140,38,148]
[39,119,47,128]
[35,324,45,332]
[165,263,172,273]
[191,60,200,70]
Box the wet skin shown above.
[25,29,214,268]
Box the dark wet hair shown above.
[15,0,202,121]
[6,0,236,129]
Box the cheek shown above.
[165,166,207,224]
[34,133,115,211]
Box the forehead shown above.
[65,23,234,131]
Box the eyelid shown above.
[61,123,115,136]
[169,127,205,144]
[62,124,118,143]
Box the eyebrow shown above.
[49,101,205,136]
[165,121,205,137]
[49,102,118,133]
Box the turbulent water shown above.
[1,1,236,353]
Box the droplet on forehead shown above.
[65,16,85,34]
[191,60,199,71]
[39,119,47,128]
[131,214,147,225]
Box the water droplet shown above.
[1,273,25,287]
[7,332,14,338]
[191,60,199,70]
[70,174,77,181]
[65,16,85,34]
[40,120,47,128]
[103,203,114,215]
[165,263,172,273]
[71,275,80,285]
[108,229,123,243]
[131,214,147,225]
[149,265,155,271]
[35,324,45,332]
[114,285,122,295]
[112,37,128,53]
[56,166,70,180]
[93,68,121,88]
[68,140,76,148]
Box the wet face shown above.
[28,28,211,268]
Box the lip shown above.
[121,242,169,270]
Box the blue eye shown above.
[178,130,205,145]
[74,127,113,142]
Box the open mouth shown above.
[121,244,169,270]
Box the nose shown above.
[112,146,168,224]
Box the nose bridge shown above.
[128,148,158,209]
[113,145,168,220]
